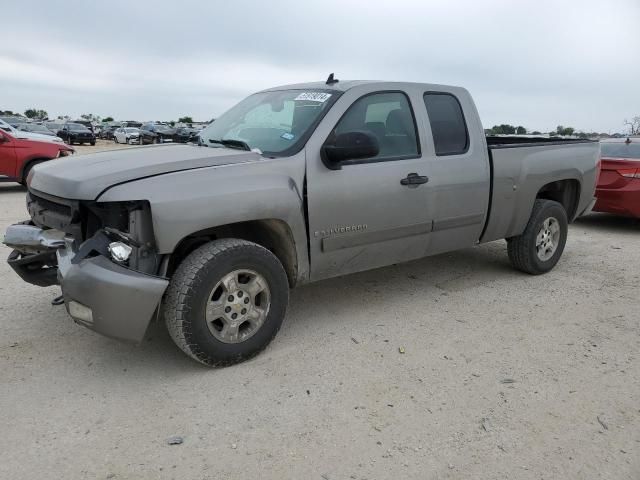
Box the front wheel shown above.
[507,199,568,275]
[164,239,289,366]
[20,160,45,185]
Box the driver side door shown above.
[0,133,17,178]
[305,90,433,281]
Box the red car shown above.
[0,130,74,185]
[593,138,640,218]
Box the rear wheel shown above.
[164,239,289,367]
[507,199,568,274]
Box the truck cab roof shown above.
[261,79,467,94]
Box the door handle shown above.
[400,173,429,186]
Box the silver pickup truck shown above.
[4,78,599,366]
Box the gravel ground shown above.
[0,145,638,479]
[72,138,140,154]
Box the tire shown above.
[90,141,95,146]
[114,136,118,143]
[20,160,45,185]
[155,136,161,144]
[507,199,568,275]
[164,239,289,367]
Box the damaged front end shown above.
[4,190,169,343]
[5,224,65,287]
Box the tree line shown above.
[485,124,625,138]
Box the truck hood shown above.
[29,144,262,200]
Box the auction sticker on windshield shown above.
[294,92,332,103]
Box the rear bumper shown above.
[594,186,640,218]
[56,243,169,343]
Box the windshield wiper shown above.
[208,138,251,151]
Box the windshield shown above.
[155,125,172,132]
[601,142,640,159]
[198,89,339,156]
[124,128,139,133]
[67,123,90,132]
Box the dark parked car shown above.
[174,127,199,143]
[72,120,95,134]
[121,121,142,128]
[139,123,177,144]
[99,124,120,140]
[45,122,63,133]
[57,123,96,145]
[17,123,58,136]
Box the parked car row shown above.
[108,124,201,145]
[6,118,207,145]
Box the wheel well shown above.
[167,219,298,287]
[536,179,581,221]
[20,158,49,183]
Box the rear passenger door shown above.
[305,90,434,281]
[420,91,490,255]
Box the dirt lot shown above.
[72,138,140,155]
[0,144,638,479]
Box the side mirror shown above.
[321,131,379,169]
[0,135,9,144]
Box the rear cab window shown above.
[423,92,469,156]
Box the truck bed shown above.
[480,137,599,243]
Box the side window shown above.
[333,92,419,161]
[423,93,469,156]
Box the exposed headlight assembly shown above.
[108,241,133,263]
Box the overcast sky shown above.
[2,0,638,133]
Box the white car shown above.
[0,119,64,144]
[113,127,141,145]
